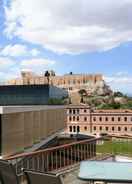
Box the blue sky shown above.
[0,0,132,94]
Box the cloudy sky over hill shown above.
[0,0,132,94]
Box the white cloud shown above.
[4,0,132,54]
[30,49,40,56]
[0,57,15,69]
[20,58,55,72]
[1,44,27,57]
[104,73,132,94]
[0,44,40,57]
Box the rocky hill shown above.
[69,79,113,105]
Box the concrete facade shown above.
[66,105,132,136]
[0,106,66,157]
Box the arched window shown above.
[69,116,72,121]
[84,117,87,121]
[69,126,72,132]
[112,117,114,121]
[93,126,96,131]
[84,109,87,113]
[118,127,121,131]
[73,116,75,121]
[84,126,87,131]
[73,126,76,132]
[93,117,96,121]
[124,127,127,131]
[118,117,121,121]
[124,117,127,122]
[77,116,79,121]
[99,126,102,131]
[73,109,75,114]
[77,126,80,133]
[69,109,72,114]
[105,117,108,121]
[112,127,114,131]
[99,117,102,121]
[105,127,109,131]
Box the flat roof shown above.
[78,161,132,183]
[0,105,65,114]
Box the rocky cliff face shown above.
[69,80,113,105]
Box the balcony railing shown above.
[4,135,132,177]
[4,137,99,175]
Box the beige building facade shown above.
[0,106,66,157]
[66,105,132,136]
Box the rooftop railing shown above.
[4,135,132,177]
[4,137,99,176]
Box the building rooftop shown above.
[0,105,65,114]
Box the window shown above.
[84,117,87,121]
[69,116,72,121]
[73,116,75,121]
[84,126,87,131]
[73,126,76,132]
[77,116,79,121]
[73,109,75,114]
[112,117,114,121]
[124,127,127,131]
[124,117,127,122]
[93,126,96,131]
[99,126,102,131]
[118,127,121,131]
[77,109,79,114]
[93,117,96,121]
[84,109,87,113]
[69,126,72,132]
[77,126,80,133]
[105,117,108,121]
[118,117,121,121]
[112,127,114,131]
[105,127,109,131]
[99,117,102,121]
[69,109,72,114]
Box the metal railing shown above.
[5,137,99,175]
[5,135,132,176]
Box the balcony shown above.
[3,135,132,183]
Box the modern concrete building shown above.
[0,105,66,157]
[66,105,132,136]
[0,85,68,105]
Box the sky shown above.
[0,0,132,94]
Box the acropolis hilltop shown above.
[7,71,111,97]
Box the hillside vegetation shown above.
[79,90,132,109]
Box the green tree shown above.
[114,91,124,97]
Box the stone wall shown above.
[7,72,103,88]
